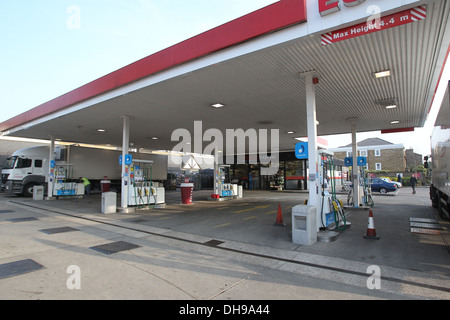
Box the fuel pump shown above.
[318,150,334,229]
[128,159,165,208]
[318,150,348,231]
[53,164,84,197]
[345,156,372,207]
[217,165,233,197]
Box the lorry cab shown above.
[2,146,49,196]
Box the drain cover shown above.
[0,259,44,279]
[8,217,38,223]
[411,228,441,235]
[90,241,141,255]
[40,227,79,235]
[410,222,443,230]
[204,239,225,246]
[410,217,438,223]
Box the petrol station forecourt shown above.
[0,0,449,300]
[1,0,449,232]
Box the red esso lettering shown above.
[318,0,339,16]
[343,0,366,7]
[319,0,366,17]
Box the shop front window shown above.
[249,164,260,190]
[233,164,249,189]
[267,165,284,190]
[285,160,306,190]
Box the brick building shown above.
[405,149,423,171]
[329,138,406,173]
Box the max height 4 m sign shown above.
[321,5,427,46]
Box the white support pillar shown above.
[213,148,219,195]
[351,120,360,206]
[47,135,55,200]
[304,72,320,230]
[119,115,131,212]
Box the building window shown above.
[360,150,367,157]
[375,163,382,170]
[375,149,381,157]
[346,151,352,157]
[285,160,306,190]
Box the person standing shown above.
[410,174,418,194]
[80,177,91,196]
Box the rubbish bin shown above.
[101,192,117,214]
[180,183,194,204]
[237,185,243,199]
[100,177,111,193]
[291,205,317,245]
[33,185,44,200]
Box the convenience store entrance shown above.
[229,152,308,191]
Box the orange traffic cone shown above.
[364,210,379,240]
[274,203,285,227]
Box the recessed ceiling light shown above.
[390,120,400,124]
[97,129,106,132]
[385,105,397,109]
[151,137,159,140]
[374,70,391,78]
[211,103,225,108]
[286,131,295,134]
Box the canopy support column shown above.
[46,135,55,200]
[304,72,320,231]
[118,115,132,213]
[351,120,361,206]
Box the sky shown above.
[0,0,448,157]
[0,0,277,121]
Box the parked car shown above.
[371,178,398,193]
[380,177,402,188]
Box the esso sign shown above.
[319,0,367,17]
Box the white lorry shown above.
[1,145,167,197]
[428,81,450,220]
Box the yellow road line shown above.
[244,216,257,220]
[233,205,270,214]
[265,206,292,215]
[237,203,250,207]
[212,223,231,228]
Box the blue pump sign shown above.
[344,156,367,167]
[119,154,133,165]
[295,142,308,159]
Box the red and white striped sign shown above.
[321,5,427,46]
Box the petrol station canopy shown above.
[1,0,449,153]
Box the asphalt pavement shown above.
[0,186,448,301]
